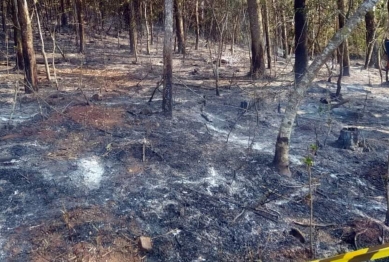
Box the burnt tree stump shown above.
[337,127,359,150]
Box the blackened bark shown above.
[174,0,185,54]
[128,0,138,56]
[60,0,68,27]
[294,0,308,84]
[163,0,173,117]
[75,0,84,53]
[11,0,23,70]
[364,9,378,68]
[337,0,350,76]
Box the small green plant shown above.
[302,144,316,259]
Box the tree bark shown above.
[144,1,150,55]
[163,0,173,117]
[17,0,38,93]
[247,0,266,78]
[294,0,308,84]
[337,0,351,76]
[195,0,200,50]
[128,0,138,57]
[262,0,272,69]
[364,8,378,69]
[273,0,379,176]
[2,0,7,33]
[11,0,24,70]
[174,0,185,54]
[280,8,289,59]
[75,0,84,53]
[60,0,68,27]
[34,1,51,81]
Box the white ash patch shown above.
[75,156,104,190]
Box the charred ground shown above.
[0,29,389,261]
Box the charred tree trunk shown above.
[273,0,379,176]
[337,0,350,76]
[294,0,308,84]
[364,8,378,69]
[11,0,23,70]
[2,0,7,33]
[75,0,84,53]
[60,0,68,27]
[247,0,266,78]
[263,0,272,69]
[144,1,150,55]
[163,0,173,117]
[17,0,38,93]
[174,0,185,54]
[280,8,289,59]
[128,0,138,57]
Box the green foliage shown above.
[302,155,314,167]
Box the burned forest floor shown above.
[1,29,389,261]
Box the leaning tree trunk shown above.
[163,0,173,117]
[273,0,379,176]
[174,0,185,54]
[17,0,38,93]
[294,0,308,84]
[75,0,84,53]
[247,0,266,78]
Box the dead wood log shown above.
[337,127,359,150]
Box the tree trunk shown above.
[294,0,308,84]
[17,0,38,93]
[75,0,84,53]
[2,0,7,33]
[60,0,68,27]
[338,0,350,76]
[195,0,199,50]
[273,0,379,176]
[364,8,378,69]
[174,0,185,54]
[280,8,288,59]
[163,0,173,117]
[149,2,154,45]
[128,0,138,57]
[11,0,23,70]
[247,0,266,78]
[34,1,51,81]
[144,2,150,55]
[263,0,272,69]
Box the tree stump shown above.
[337,127,359,150]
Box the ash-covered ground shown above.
[0,31,389,261]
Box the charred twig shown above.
[201,113,212,122]
[292,220,336,228]
[148,79,163,103]
[330,99,350,109]
[181,186,279,222]
[354,229,367,250]
[136,70,151,87]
